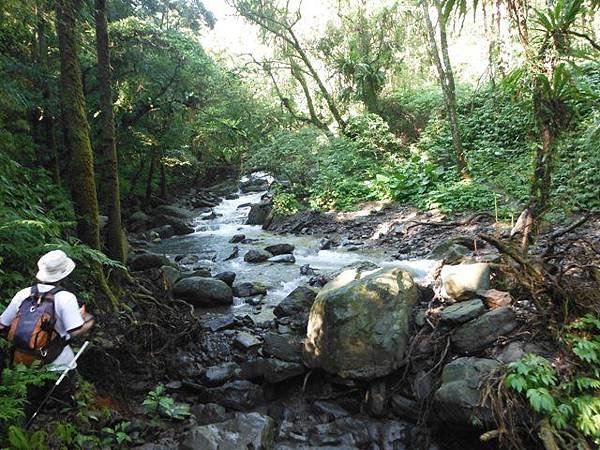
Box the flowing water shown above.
[150,185,437,316]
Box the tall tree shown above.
[422,0,470,179]
[55,0,117,307]
[94,0,126,263]
[230,0,347,131]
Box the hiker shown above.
[0,250,94,370]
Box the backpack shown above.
[7,285,66,366]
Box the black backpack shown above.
[7,285,66,365]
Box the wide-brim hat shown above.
[36,250,76,283]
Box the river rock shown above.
[151,225,175,239]
[441,263,490,300]
[477,289,512,309]
[240,178,270,193]
[264,243,295,255]
[244,249,273,263]
[190,403,228,425]
[241,358,306,384]
[312,401,350,420]
[229,234,245,244]
[234,332,262,349]
[233,282,267,297]
[246,201,272,225]
[202,362,241,387]
[128,252,168,271]
[434,357,499,425]
[224,246,239,261]
[154,204,191,219]
[130,211,150,223]
[440,299,485,324]
[203,314,235,332]
[273,286,317,318]
[268,254,296,264]
[262,333,302,362]
[198,380,264,411]
[304,268,419,380]
[429,243,470,263]
[452,307,518,353]
[172,277,233,307]
[319,237,333,250]
[214,271,236,287]
[152,214,194,235]
[180,412,276,450]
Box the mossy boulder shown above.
[303,268,419,380]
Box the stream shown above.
[146,180,466,449]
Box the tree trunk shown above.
[55,0,118,308]
[94,0,126,263]
[422,0,470,179]
[159,162,167,199]
[290,62,328,131]
[145,155,156,203]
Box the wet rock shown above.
[197,380,264,411]
[190,403,229,425]
[304,268,419,380]
[241,358,306,383]
[441,263,490,300]
[440,299,485,325]
[319,237,333,250]
[229,234,245,244]
[154,205,191,219]
[309,417,390,448]
[233,282,267,297]
[223,246,239,261]
[429,242,470,263]
[246,201,272,226]
[240,178,270,193]
[312,401,350,420]
[180,412,276,450]
[452,307,518,354]
[262,333,302,362]
[244,249,273,263]
[300,264,316,276]
[245,296,264,306]
[309,275,329,288]
[172,277,233,307]
[152,214,194,235]
[264,243,295,255]
[225,193,240,200]
[273,286,317,318]
[128,252,168,271]
[195,197,217,208]
[202,362,241,387]
[200,211,217,220]
[214,271,236,287]
[234,332,262,349]
[434,357,499,425]
[151,225,175,239]
[268,254,296,264]
[180,268,212,279]
[202,314,235,332]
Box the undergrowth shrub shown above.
[505,315,600,446]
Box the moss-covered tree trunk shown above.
[55,0,118,308]
[94,0,126,263]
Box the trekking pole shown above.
[25,341,90,430]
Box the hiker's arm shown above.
[68,313,94,338]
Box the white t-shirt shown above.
[1,284,84,371]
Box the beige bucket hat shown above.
[36,250,76,283]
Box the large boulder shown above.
[441,263,490,300]
[452,307,518,354]
[180,412,276,450]
[172,277,233,307]
[153,205,191,219]
[233,282,267,298]
[264,243,295,255]
[303,268,419,380]
[128,252,168,271]
[434,357,499,425]
[244,249,272,263]
[246,201,272,226]
[273,286,317,318]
